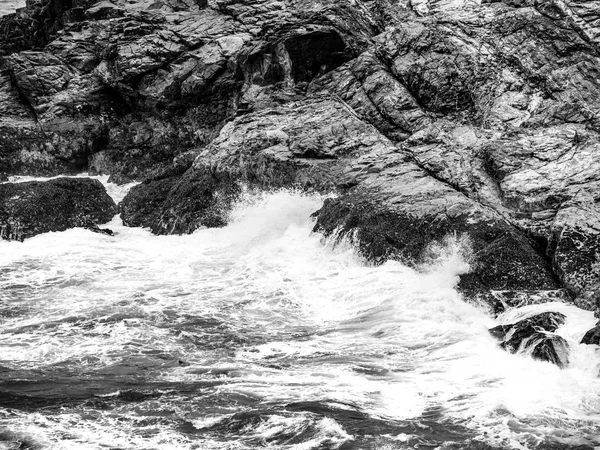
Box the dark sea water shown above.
[0,176,599,449]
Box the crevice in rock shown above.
[373,49,432,116]
[523,227,564,288]
[14,85,39,123]
[100,82,133,116]
[284,31,354,86]
[405,151,472,200]
[478,147,506,202]
[71,127,111,175]
[6,68,42,127]
[344,62,414,139]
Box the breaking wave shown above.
[0,178,599,449]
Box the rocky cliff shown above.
[2,0,600,319]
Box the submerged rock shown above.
[489,312,570,367]
[0,178,116,240]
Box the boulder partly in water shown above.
[580,322,600,345]
[0,177,117,240]
[489,312,570,368]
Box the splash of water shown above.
[0,179,599,449]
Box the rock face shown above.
[2,0,600,312]
[119,97,393,232]
[0,178,117,239]
[489,311,570,367]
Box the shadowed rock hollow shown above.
[2,0,600,324]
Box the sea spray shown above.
[0,181,599,449]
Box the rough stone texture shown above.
[581,321,600,345]
[193,98,387,190]
[489,311,570,367]
[0,178,117,239]
[476,289,571,317]
[3,0,600,311]
[119,168,239,234]
[310,51,430,141]
[120,97,393,230]
[308,3,600,310]
[0,0,376,179]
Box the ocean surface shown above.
[0,176,599,449]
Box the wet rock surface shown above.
[2,0,600,312]
[476,289,571,317]
[119,168,239,234]
[120,97,394,231]
[581,321,600,345]
[0,178,117,240]
[489,311,570,367]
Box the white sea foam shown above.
[0,179,599,449]
[4,173,138,204]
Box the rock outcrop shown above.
[119,97,398,232]
[0,0,374,180]
[2,0,600,314]
[0,177,117,239]
[489,311,570,367]
[309,3,600,312]
[581,321,600,345]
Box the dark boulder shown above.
[489,312,570,367]
[119,169,239,235]
[489,311,566,340]
[0,177,117,240]
[580,322,600,345]
[529,335,570,369]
